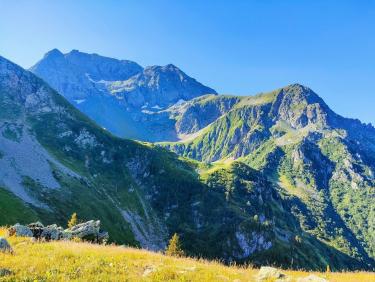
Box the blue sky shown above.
[0,1,374,124]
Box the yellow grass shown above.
[0,228,374,282]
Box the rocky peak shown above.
[271,84,333,129]
[43,48,64,59]
[107,63,217,109]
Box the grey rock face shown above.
[31,50,216,109]
[234,231,272,259]
[30,49,143,101]
[0,237,13,253]
[109,64,216,109]
[30,49,216,141]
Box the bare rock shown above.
[256,266,289,282]
[98,231,109,243]
[68,220,101,241]
[8,223,33,237]
[41,224,64,241]
[0,268,13,277]
[28,222,44,238]
[0,237,13,253]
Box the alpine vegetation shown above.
[0,50,373,274]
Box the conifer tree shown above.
[165,233,184,257]
[68,212,78,229]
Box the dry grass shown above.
[0,228,374,281]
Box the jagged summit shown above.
[30,49,217,140]
[43,48,64,59]
[278,83,326,104]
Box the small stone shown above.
[0,237,13,253]
[98,231,109,243]
[142,266,156,277]
[0,268,13,277]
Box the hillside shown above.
[0,54,374,270]
[163,85,375,267]
[0,229,374,282]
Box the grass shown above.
[0,188,38,225]
[278,174,308,201]
[0,229,374,282]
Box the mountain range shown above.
[0,50,374,270]
[30,49,216,141]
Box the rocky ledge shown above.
[8,220,109,243]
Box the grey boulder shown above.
[41,224,64,240]
[8,224,33,237]
[67,220,102,242]
[0,237,13,253]
[255,266,289,282]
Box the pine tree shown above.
[165,233,184,257]
[68,212,78,229]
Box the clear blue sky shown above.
[1,1,374,124]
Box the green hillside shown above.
[0,56,374,270]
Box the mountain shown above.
[163,84,375,265]
[2,54,374,270]
[4,52,375,270]
[30,49,216,141]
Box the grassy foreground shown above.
[0,229,374,282]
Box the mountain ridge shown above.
[1,53,374,270]
[30,49,216,141]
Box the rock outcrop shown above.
[8,220,108,243]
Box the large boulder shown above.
[8,224,33,237]
[28,222,44,238]
[41,224,64,241]
[68,220,101,241]
[0,237,13,253]
[255,266,289,282]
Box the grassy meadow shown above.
[0,229,374,282]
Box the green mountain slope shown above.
[0,56,373,270]
[163,84,375,267]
